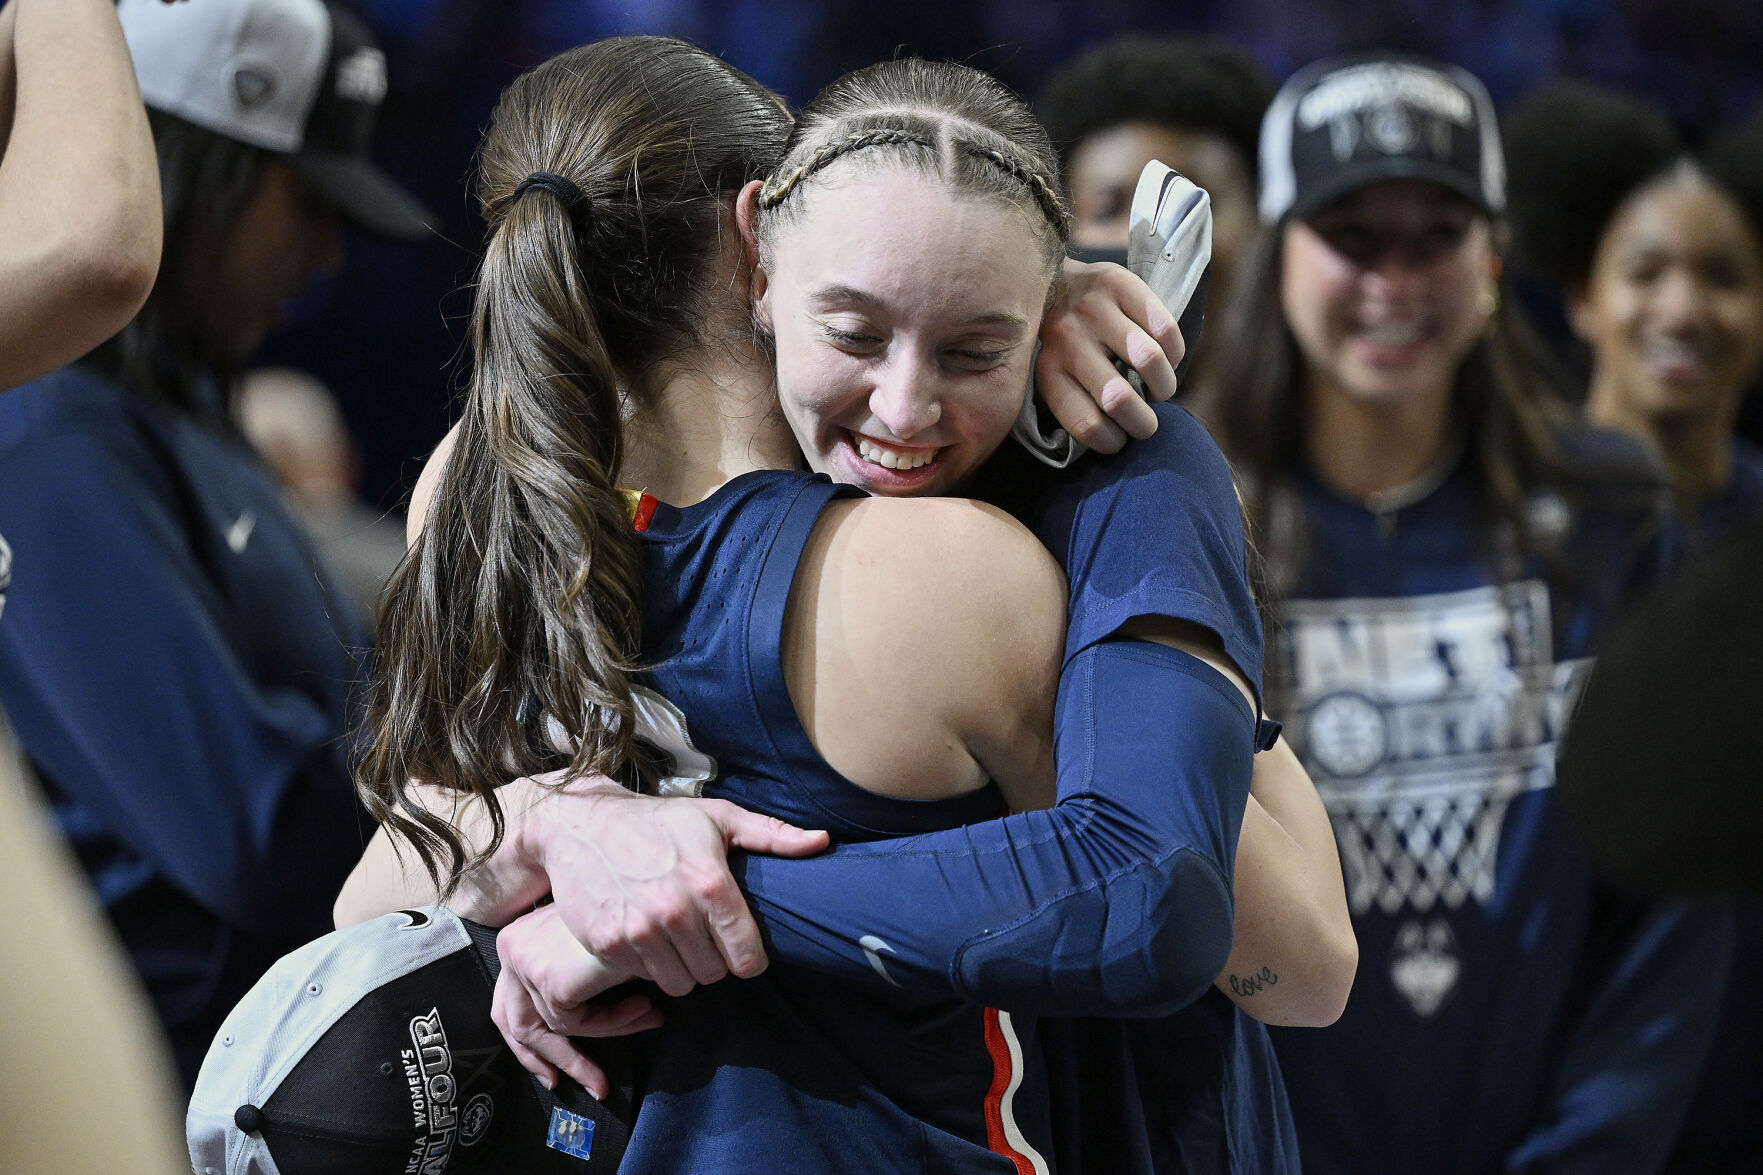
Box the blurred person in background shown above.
[1,2,189,1167]
[1506,80,1763,544]
[236,366,407,630]
[1505,79,1763,1175]
[1038,34,1273,309]
[1190,53,1732,1174]
[0,0,433,1090]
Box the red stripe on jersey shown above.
[982,1007,1037,1175]
[630,492,658,533]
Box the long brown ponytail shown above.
[357,37,791,887]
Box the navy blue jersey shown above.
[980,401,1266,711]
[1263,444,1732,1175]
[719,402,1288,1173]
[987,404,1295,1175]
[619,469,1056,1174]
[0,366,369,1086]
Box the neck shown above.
[1303,376,1456,502]
[1585,382,1734,502]
[621,337,803,505]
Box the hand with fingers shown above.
[1036,259,1186,453]
[521,774,830,998]
[491,903,663,1095]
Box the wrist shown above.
[516,771,630,871]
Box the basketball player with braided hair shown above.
[339,44,1346,1174]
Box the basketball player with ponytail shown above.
[344,40,1348,1173]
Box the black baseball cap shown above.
[119,0,434,240]
[1258,54,1506,223]
[186,908,632,1175]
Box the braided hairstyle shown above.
[753,59,1071,279]
[358,36,791,887]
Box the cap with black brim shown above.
[292,3,435,240]
[1258,54,1506,225]
[187,907,634,1175]
[1283,155,1500,222]
[290,152,434,241]
[119,0,437,243]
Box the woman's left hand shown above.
[1035,259,1185,453]
[491,903,665,1096]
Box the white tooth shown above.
[1366,323,1421,345]
[855,436,938,470]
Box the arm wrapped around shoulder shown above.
[738,638,1254,1017]
[951,639,1252,1016]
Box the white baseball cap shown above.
[119,0,434,239]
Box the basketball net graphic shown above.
[1266,583,1592,1014]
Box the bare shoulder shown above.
[407,423,461,547]
[782,495,1066,802]
[816,495,1067,632]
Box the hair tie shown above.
[513,171,589,216]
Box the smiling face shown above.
[1571,167,1763,430]
[755,163,1057,496]
[1280,179,1497,413]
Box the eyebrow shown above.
[808,284,1031,330]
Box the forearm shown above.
[1213,753,1357,1026]
[334,776,554,928]
[0,0,160,387]
[739,640,1253,1016]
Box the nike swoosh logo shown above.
[226,512,256,554]
[396,909,432,930]
[859,934,902,987]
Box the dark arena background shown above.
[256,0,1763,514]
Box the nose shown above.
[868,351,943,440]
[1651,269,1709,334]
[1360,249,1428,302]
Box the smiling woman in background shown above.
[1506,78,1763,1175]
[1190,53,1733,1175]
[1506,79,1763,543]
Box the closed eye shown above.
[945,343,1017,370]
[822,325,883,350]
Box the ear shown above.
[734,179,772,330]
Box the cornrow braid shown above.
[958,139,1070,235]
[754,59,1070,273]
[757,126,935,210]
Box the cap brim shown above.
[1286,157,1497,222]
[291,153,436,241]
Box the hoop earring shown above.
[1478,286,1500,338]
